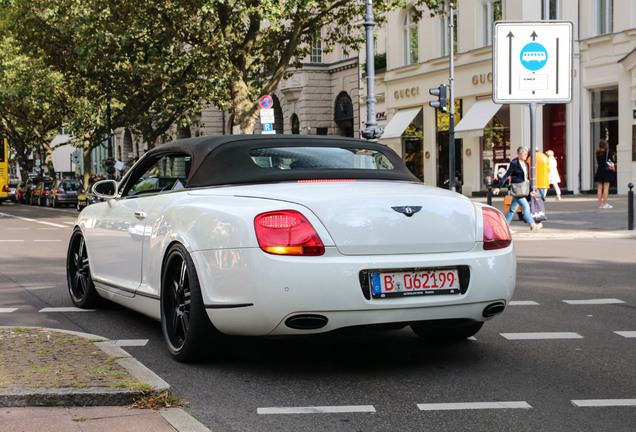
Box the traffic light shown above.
[429,84,448,112]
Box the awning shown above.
[381,107,422,139]
[454,99,502,138]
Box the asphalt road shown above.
[1,202,634,432]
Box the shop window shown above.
[403,110,424,181]
[403,9,419,65]
[543,104,567,189]
[436,100,463,190]
[481,104,510,187]
[590,87,618,188]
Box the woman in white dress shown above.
[546,150,561,200]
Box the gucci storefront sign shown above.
[394,87,420,99]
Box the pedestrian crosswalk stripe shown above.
[563,298,624,305]
[417,401,532,410]
[0,308,18,313]
[572,399,636,407]
[113,339,149,347]
[614,331,636,338]
[501,332,583,340]
[39,307,95,313]
[258,405,376,414]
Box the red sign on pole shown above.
[259,95,273,109]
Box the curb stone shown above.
[0,327,169,407]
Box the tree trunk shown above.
[82,143,93,190]
[231,80,258,134]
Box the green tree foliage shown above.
[0,35,70,179]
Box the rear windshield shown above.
[59,181,82,191]
[249,147,395,171]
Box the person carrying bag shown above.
[492,146,543,232]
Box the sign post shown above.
[493,21,572,191]
[259,95,275,134]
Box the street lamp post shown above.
[361,0,383,141]
[448,2,456,192]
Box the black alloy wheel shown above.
[161,244,218,362]
[67,229,100,308]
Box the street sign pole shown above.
[448,2,456,192]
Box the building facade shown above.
[363,0,636,195]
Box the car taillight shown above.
[55,188,64,194]
[1,185,9,192]
[482,207,512,250]
[254,210,325,256]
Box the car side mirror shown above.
[92,179,118,199]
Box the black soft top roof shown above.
[139,135,419,187]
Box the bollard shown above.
[629,183,634,231]
[486,176,493,206]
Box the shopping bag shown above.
[503,195,522,214]
[530,196,547,222]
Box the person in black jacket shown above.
[492,146,543,232]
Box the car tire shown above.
[67,229,101,308]
[410,320,483,342]
[161,243,220,362]
[50,197,57,208]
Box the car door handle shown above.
[134,210,147,220]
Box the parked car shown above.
[0,182,17,204]
[46,179,84,208]
[21,176,52,204]
[67,135,515,362]
[15,181,25,203]
[31,180,55,206]
[76,191,102,211]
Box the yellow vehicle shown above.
[0,138,10,204]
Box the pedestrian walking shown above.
[594,139,614,209]
[546,150,562,200]
[492,146,543,232]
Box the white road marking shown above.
[7,228,29,230]
[39,307,95,313]
[0,212,66,228]
[0,239,24,242]
[417,401,532,411]
[563,298,624,305]
[508,301,540,306]
[0,308,18,313]
[501,332,583,340]
[34,239,62,242]
[257,405,376,415]
[614,331,636,338]
[571,399,636,407]
[113,339,149,347]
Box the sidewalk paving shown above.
[0,194,633,431]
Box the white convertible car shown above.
[67,135,515,362]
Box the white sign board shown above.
[260,108,275,123]
[493,21,572,104]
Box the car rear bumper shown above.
[191,245,516,336]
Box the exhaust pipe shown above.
[483,302,506,318]
[285,314,328,330]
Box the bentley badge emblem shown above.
[391,206,422,217]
